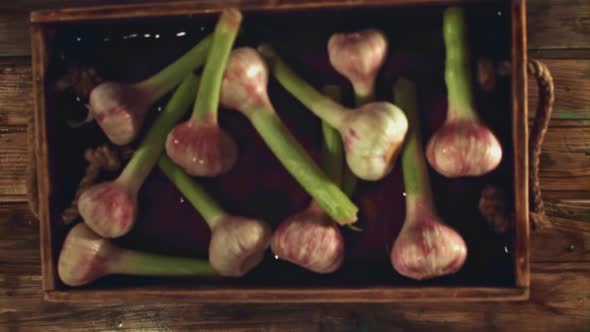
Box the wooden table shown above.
[1,1,588,330]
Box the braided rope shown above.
[527,59,554,230]
[479,59,555,233]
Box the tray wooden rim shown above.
[45,286,529,303]
[31,0,530,303]
[30,0,491,23]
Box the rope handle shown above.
[527,59,554,230]
[26,60,556,231]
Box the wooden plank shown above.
[0,262,587,331]
[511,0,529,289]
[528,59,590,122]
[531,198,590,262]
[531,49,590,60]
[0,126,28,201]
[0,11,30,57]
[527,0,590,50]
[0,204,39,276]
[0,61,32,127]
[0,0,150,10]
[538,126,590,192]
[0,0,588,56]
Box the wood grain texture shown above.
[0,61,32,126]
[0,262,587,331]
[538,126,590,192]
[0,126,28,201]
[527,0,590,50]
[0,0,153,10]
[529,59,590,122]
[510,0,528,288]
[30,22,55,292]
[531,198,590,262]
[0,11,30,57]
[0,204,40,276]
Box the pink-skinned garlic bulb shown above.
[270,85,346,274]
[165,8,242,177]
[79,74,200,238]
[272,202,344,273]
[426,7,502,178]
[208,215,273,276]
[58,223,216,287]
[158,156,272,277]
[89,35,212,145]
[220,47,358,225]
[258,44,408,181]
[328,28,388,104]
[391,78,467,280]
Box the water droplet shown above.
[192,157,197,163]
[497,10,502,16]
[75,96,81,102]
[117,322,124,328]
[274,255,279,260]
[103,37,110,42]
[173,139,179,145]
[402,192,407,197]
[200,26,206,31]
[568,244,575,252]
[144,33,151,38]
[155,34,160,39]
[76,36,82,42]
[176,31,187,37]
[198,159,205,165]
[123,33,138,40]
[157,106,163,112]
[504,246,510,254]
[179,196,185,203]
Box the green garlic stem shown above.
[138,35,211,100]
[258,44,347,128]
[192,9,242,122]
[248,106,358,225]
[443,6,477,121]
[320,85,345,186]
[112,248,217,277]
[158,155,225,228]
[354,89,376,107]
[394,78,432,200]
[118,74,200,192]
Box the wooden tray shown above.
[30,0,529,303]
